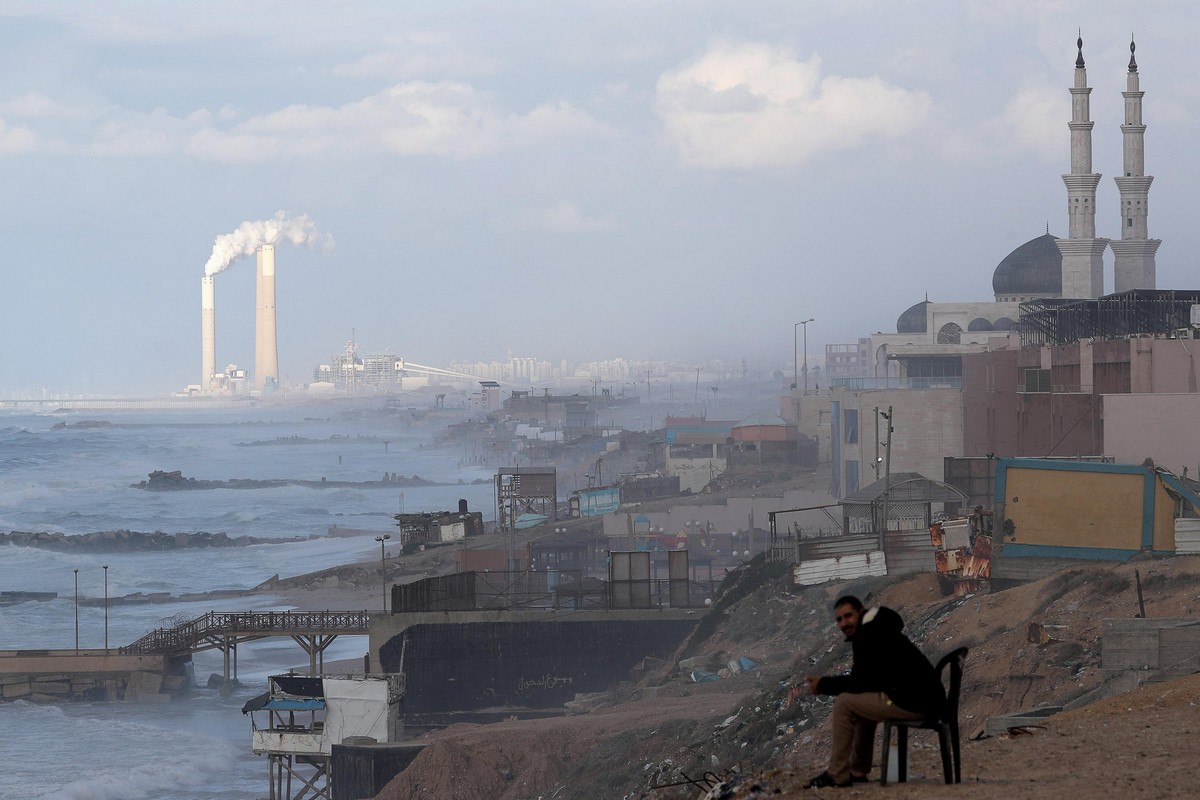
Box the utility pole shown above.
[873,407,881,480]
[73,569,79,651]
[880,407,894,540]
[103,565,109,650]
[800,318,814,391]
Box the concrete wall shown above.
[0,650,179,703]
[599,486,839,542]
[373,613,695,713]
[781,390,832,463]
[665,454,727,494]
[1103,393,1200,474]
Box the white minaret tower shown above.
[1110,37,1160,292]
[255,244,279,391]
[201,275,216,392]
[1056,34,1107,299]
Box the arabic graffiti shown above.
[516,673,575,693]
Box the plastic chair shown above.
[879,646,968,785]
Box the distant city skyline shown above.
[2,3,1198,396]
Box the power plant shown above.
[201,275,216,390]
[197,212,332,395]
[254,244,279,391]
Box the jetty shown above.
[1,610,372,703]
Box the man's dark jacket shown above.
[815,606,945,716]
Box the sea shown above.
[0,402,494,800]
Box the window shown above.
[844,409,859,444]
[1023,368,1051,393]
[844,461,860,495]
[1128,218,1134,227]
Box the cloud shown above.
[333,33,499,80]
[0,92,84,119]
[940,83,1063,163]
[1,81,607,163]
[0,119,37,154]
[517,201,615,233]
[1002,84,1063,158]
[655,41,931,169]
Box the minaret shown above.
[1056,34,1107,299]
[1110,37,1161,292]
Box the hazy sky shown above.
[2,1,1198,395]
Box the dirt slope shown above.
[377,555,1200,800]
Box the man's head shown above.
[833,595,864,640]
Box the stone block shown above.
[33,675,70,683]
[161,674,189,692]
[34,682,70,695]
[3,682,31,699]
[29,693,60,703]
[125,670,164,702]
[0,674,31,686]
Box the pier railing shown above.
[120,610,372,655]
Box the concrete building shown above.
[650,416,736,494]
[961,292,1200,466]
[829,384,963,497]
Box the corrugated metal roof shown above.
[842,473,968,505]
[734,412,789,428]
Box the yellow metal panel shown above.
[1005,469,1143,549]
[1153,480,1176,551]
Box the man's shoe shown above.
[804,771,851,788]
[849,774,869,783]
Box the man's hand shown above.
[804,675,821,695]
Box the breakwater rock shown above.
[0,529,309,553]
[131,469,452,491]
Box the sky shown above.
[2,1,1199,396]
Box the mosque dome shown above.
[896,300,930,334]
[992,233,1062,299]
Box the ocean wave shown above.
[0,702,240,800]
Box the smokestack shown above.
[201,276,216,391]
[255,244,279,390]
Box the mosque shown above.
[866,36,1160,384]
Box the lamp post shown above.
[798,318,814,391]
[73,568,79,651]
[103,565,109,650]
[792,322,800,388]
[375,534,391,613]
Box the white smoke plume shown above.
[203,211,334,276]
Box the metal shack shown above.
[994,458,1200,560]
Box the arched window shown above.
[967,318,993,332]
[936,322,963,345]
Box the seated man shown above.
[803,595,945,788]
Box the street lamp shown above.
[103,565,109,650]
[73,568,79,651]
[798,318,815,391]
[375,534,391,613]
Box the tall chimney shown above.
[201,275,216,391]
[255,244,279,390]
